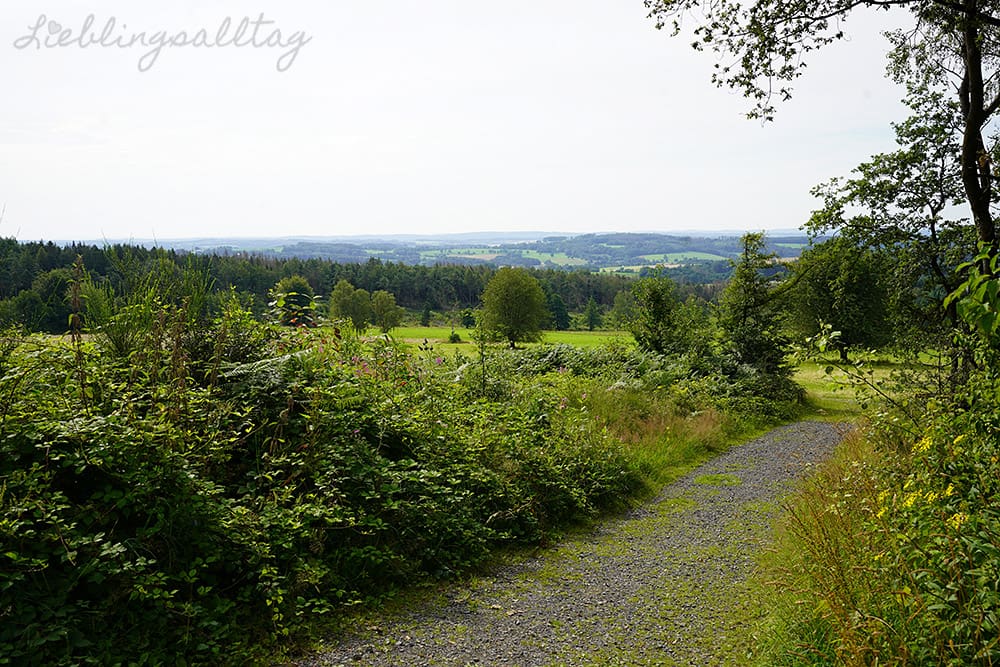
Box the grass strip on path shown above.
[293,421,848,667]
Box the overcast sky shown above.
[1,1,909,242]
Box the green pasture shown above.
[521,250,588,266]
[379,326,631,355]
[418,248,501,261]
[638,252,730,262]
[793,351,917,420]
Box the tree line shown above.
[0,241,635,334]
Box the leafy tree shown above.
[789,237,892,361]
[807,86,977,331]
[371,289,405,333]
[717,233,790,376]
[479,267,548,348]
[583,297,603,332]
[16,268,74,333]
[646,0,999,248]
[329,279,372,334]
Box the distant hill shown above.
[74,231,818,272]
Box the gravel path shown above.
[294,421,848,667]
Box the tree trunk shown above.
[960,6,999,249]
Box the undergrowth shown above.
[753,339,1000,665]
[0,299,797,664]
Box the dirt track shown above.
[295,421,847,667]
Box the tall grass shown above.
[753,356,1000,665]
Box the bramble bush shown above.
[0,314,654,664]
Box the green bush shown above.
[0,322,653,664]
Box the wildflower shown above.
[913,436,932,453]
[875,490,892,519]
[947,513,969,531]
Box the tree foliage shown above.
[628,272,685,354]
[479,268,549,348]
[547,293,571,331]
[646,0,1000,247]
[329,279,372,334]
[371,289,405,333]
[789,236,892,360]
[717,233,791,376]
[270,274,318,327]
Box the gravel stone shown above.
[292,421,848,667]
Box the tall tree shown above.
[645,0,1000,248]
[547,293,571,331]
[479,267,548,348]
[717,233,791,376]
[329,279,372,334]
[371,290,405,334]
[629,273,684,354]
[583,297,603,332]
[788,237,892,361]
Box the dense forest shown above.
[0,238,740,335]
[0,239,631,332]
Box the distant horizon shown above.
[3,3,905,244]
[18,228,816,247]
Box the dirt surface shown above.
[294,421,848,667]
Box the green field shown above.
[599,266,648,275]
[417,247,501,261]
[638,252,730,262]
[520,250,588,266]
[382,326,631,355]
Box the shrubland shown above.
[0,258,801,665]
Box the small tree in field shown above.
[371,290,405,333]
[479,267,548,348]
[329,279,372,334]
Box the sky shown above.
[0,1,910,242]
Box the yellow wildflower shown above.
[947,513,969,531]
[914,436,933,453]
